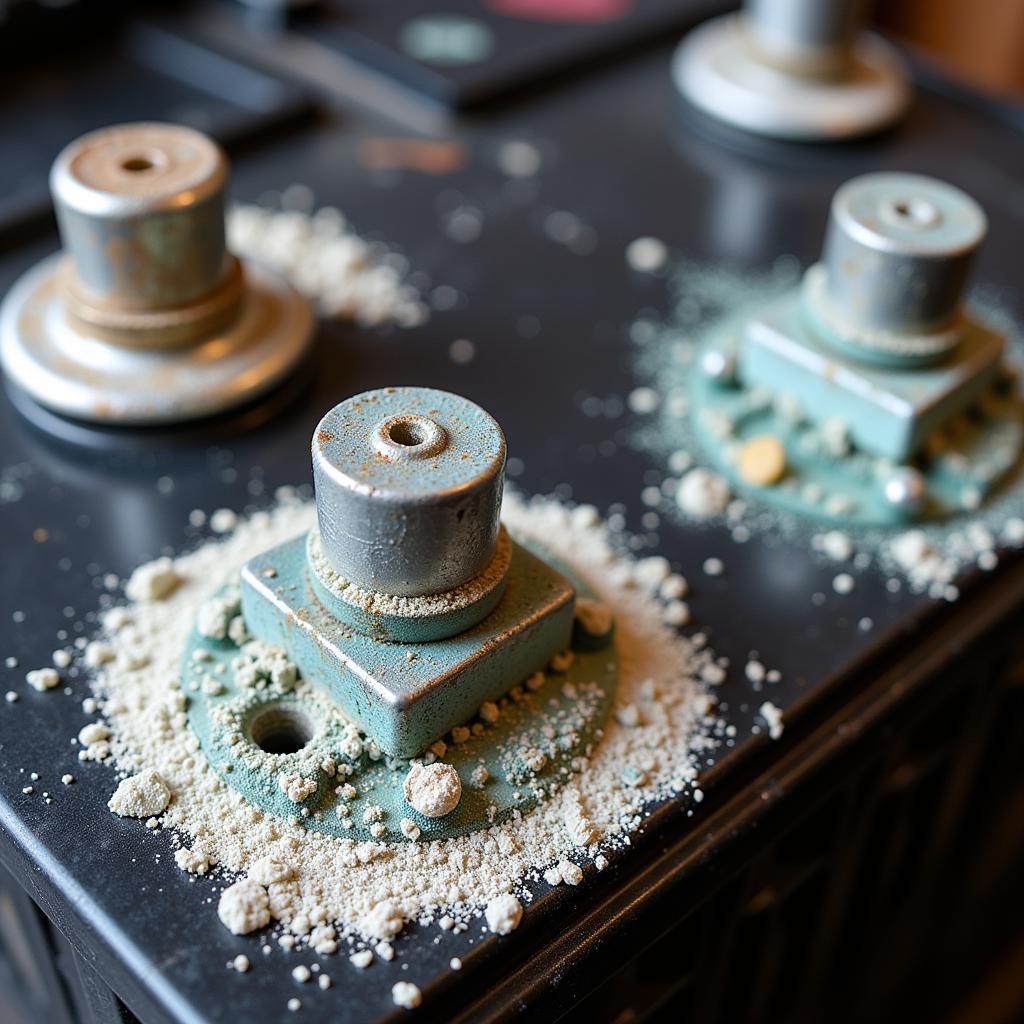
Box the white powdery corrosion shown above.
[227,201,428,329]
[85,493,717,944]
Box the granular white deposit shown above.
[76,491,721,967]
[108,769,170,818]
[227,196,429,329]
[484,893,523,935]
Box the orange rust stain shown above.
[318,429,335,443]
[357,138,469,176]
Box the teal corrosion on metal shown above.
[744,286,1005,462]
[185,386,618,841]
[685,172,1022,526]
[181,543,617,844]
[689,308,1023,526]
[240,530,575,758]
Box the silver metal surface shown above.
[0,253,313,424]
[883,466,928,517]
[672,7,909,141]
[747,0,862,75]
[51,123,230,312]
[312,387,506,598]
[0,122,315,424]
[819,173,987,353]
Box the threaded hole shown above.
[249,706,314,755]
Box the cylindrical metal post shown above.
[808,173,987,365]
[312,387,506,597]
[747,0,864,75]
[51,123,232,313]
[672,0,909,141]
[0,121,314,424]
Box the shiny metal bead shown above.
[312,387,506,597]
[0,122,313,425]
[883,466,927,517]
[700,348,738,387]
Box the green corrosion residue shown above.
[182,544,617,844]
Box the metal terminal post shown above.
[312,387,505,597]
[742,172,1003,466]
[672,0,910,141]
[804,173,987,368]
[186,392,618,835]
[692,173,1018,525]
[241,388,583,756]
[0,122,313,425]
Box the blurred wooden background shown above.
[878,0,1024,97]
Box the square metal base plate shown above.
[241,533,575,757]
[742,291,1004,461]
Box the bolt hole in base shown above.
[249,706,314,754]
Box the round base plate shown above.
[182,542,618,843]
[672,15,910,142]
[0,252,314,425]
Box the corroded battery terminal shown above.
[242,387,580,757]
[691,173,1020,523]
[0,122,313,424]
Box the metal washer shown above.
[672,14,910,142]
[0,252,313,425]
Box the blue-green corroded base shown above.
[690,295,1023,527]
[749,283,1004,462]
[181,546,617,843]
[241,532,574,758]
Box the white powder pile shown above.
[80,492,720,962]
[484,893,523,936]
[26,668,60,692]
[108,769,170,818]
[227,196,428,328]
[392,981,422,1010]
[219,879,272,936]
[125,558,180,603]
